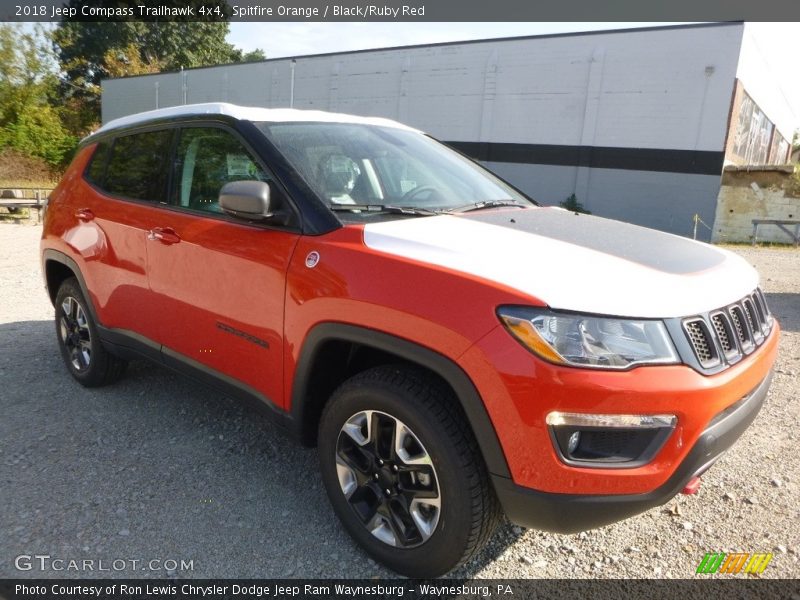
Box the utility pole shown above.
[290,59,296,108]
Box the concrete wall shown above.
[101,23,747,240]
[711,166,800,243]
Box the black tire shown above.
[54,277,127,387]
[318,365,501,577]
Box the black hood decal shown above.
[463,208,724,275]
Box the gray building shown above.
[101,23,796,241]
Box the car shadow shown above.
[764,292,800,333]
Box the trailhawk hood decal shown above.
[362,208,758,318]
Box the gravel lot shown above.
[1,222,798,580]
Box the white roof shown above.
[93,102,419,137]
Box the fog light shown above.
[546,412,677,468]
[567,431,581,454]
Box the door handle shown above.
[74,208,94,221]
[147,227,181,245]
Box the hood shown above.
[361,207,759,319]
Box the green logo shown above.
[696,552,773,574]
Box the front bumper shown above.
[493,371,773,533]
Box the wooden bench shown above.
[0,188,52,222]
[751,219,800,247]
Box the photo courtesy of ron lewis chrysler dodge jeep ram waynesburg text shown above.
[40,103,778,577]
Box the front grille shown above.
[683,289,772,371]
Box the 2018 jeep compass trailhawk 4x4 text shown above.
[41,103,778,577]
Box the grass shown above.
[719,241,799,250]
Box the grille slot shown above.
[710,312,739,359]
[742,298,763,342]
[681,288,772,371]
[750,292,768,334]
[755,288,772,327]
[729,305,754,351]
[683,319,719,368]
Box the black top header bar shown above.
[3,0,800,22]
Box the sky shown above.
[227,21,800,137]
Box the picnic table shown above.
[751,219,800,247]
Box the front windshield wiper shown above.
[328,204,441,216]
[446,200,528,213]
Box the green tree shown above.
[53,16,241,132]
[0,24,76,168]
[241,48,267,62]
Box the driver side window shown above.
[172,127,268,214]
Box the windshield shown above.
[256,122,534,221]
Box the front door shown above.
[145,124,300,409]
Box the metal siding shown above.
[485,161,721,241]
[100,24,746,237]
[102,27,742,149]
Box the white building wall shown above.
[103,24,743,151]
[101,24,747,240]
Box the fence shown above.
[0,187,54,222]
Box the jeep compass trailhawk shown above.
[41,103,778,577]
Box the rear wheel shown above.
[318,365,500,577]
[54,278,127,387]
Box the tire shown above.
[54,277,127,387]
[318,365,501,577]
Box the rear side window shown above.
[85,141,111,186]
[104,130,173,202]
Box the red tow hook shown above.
[681,476,702,495]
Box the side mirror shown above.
[219,180,273,221]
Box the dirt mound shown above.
[0,149,59,186]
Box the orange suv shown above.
[41,103,778,577]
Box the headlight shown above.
[497,307,680,370]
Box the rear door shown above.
[74,129,174,344]
[145,123,301,408]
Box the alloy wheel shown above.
[59,296,91,371]
[335,410,441,548]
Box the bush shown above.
[560,193,591,214]
[0,103,77,168]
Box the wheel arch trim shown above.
[291,322,511,478]
[42,249,99,321]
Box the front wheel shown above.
[318,365,500,577]
[54,277,127,387]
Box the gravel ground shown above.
[1,223,798,580]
